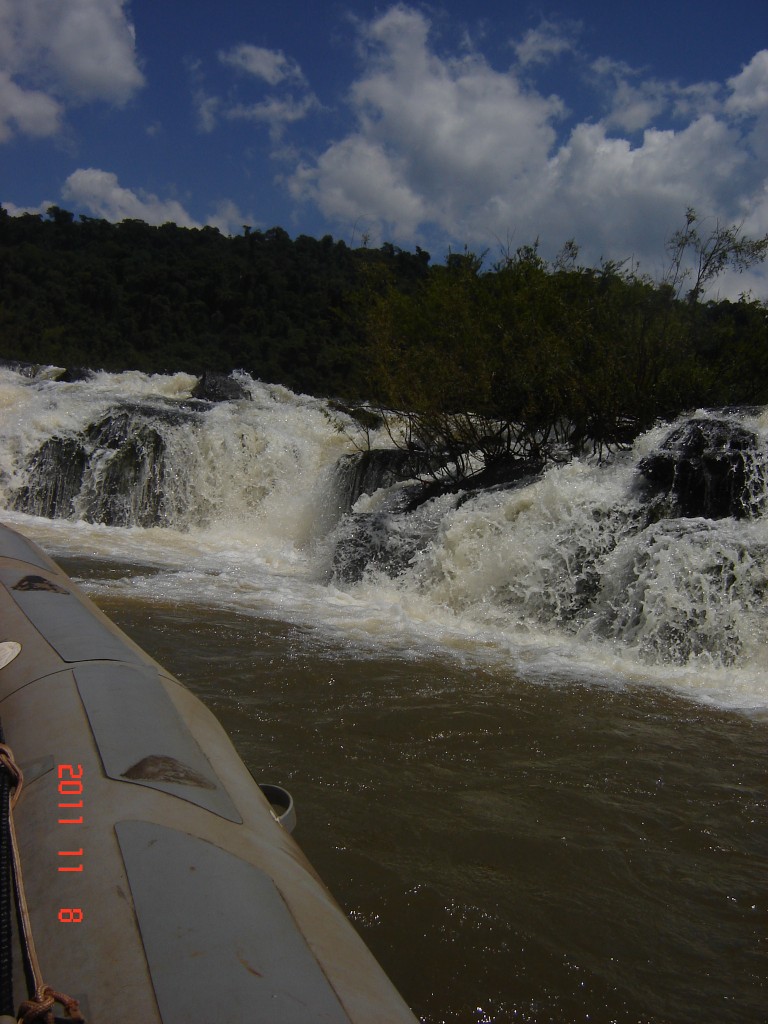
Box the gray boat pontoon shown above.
[0,522,417,1024]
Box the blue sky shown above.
[1,0,767,297]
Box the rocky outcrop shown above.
[0,359,46,378]
[638,417,766,520]
[82,411,169,527]
[191,372,251,403]
[12,436,88,519]
[329,449,545,582]
[12,403,199,527]
[57,366,96,383]
[330,490,454,583]
[331,414,768,587]
[332,449,427,514]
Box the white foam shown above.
[3,371,768,711]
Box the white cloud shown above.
[724,50,768,166]
[59,168,246,235]
[225,93,319,140]
[291,6,563,243]
[288,6,767,297]
[289,135,427,238]
[1,198,55,217]
[598,76,671,133]
[670,81,721,121]
[512,20,577,67]
[43,0,144,103]
[542,116,749,267]
[195,92,220,133]
[726,50,768,117]
[202,42,316,144]
[0,0,144,142]
[743,181,768,237]
[218,44,304,86]
[590,57,721,133]
[0,70,62,141]
[206,198,248,236]
[61,169,198,227]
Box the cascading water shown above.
[2,364,768,709]
[0,368,351,548]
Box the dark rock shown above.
[58,366,96,383]
[191,372,251,403]
[11,403,200,527]
[84,412,168,527]
[327,401,385,432]
[331,501,448,583]
[405,455,545,512]
[590,519,748,665]
[332,449,426,514]
[329,449,545,582]
[638,417,765,520]
[12,436,88,518]
[329,449,547,582]
[332,513,415,582]
[0,359,41,378]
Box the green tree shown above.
[665,207,768,303]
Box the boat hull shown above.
[0,523,416,1024]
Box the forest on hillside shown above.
[1,205,767,462]
[0,205,433,395]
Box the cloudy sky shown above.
[1,0,767,296]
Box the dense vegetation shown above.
[1,205,767,473]
[0,205,430,396]
[364,239,768,468]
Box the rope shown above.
[0,738,16,1016]
[0,744,23,804]
[17,986,85,1023]
[0,740,86,1023]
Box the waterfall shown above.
[12,406,184,526]
[2,364,768,698]
[0,368,357,545]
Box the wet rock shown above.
[329,450,545,583]
[12,436,88,518]
[331,505,444,583]
[333,449,425,514]
[0,361,98,382]
[638,417,765,520]
[589,519,750,666]
[0,359,42,378]
[84,412,168,527]
[192,371,251,403]
[327,401,385,432]
[58,366,96,383]
[11,404,198,527]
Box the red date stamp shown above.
[57,764,84,923]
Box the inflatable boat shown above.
[0,522,417,1023]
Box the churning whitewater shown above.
[1,365,767,710]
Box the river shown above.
[0,367,766,1023]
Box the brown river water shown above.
[78,573,767,1024]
